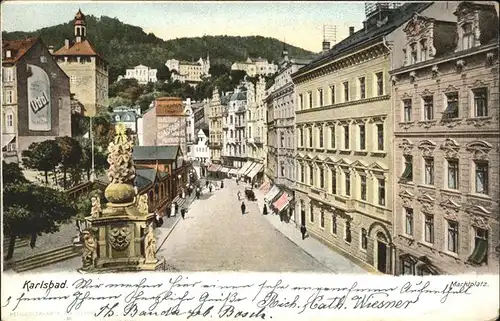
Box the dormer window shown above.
[6,50,11,58]
[410,43,418,64]
[462,23,474,50]
[420,39,428,62]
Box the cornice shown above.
[296,95,390,115]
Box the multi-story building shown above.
[119,64,157,84]
[142,97,187,157]
[166,56,210,85]
[2,37,72,163]
[389,1,499,275]
[52,9,108,117]
[291,3,430,274]
[222,87,248,174]
[191,129,211,178]
[110,105,143,145]
[208,88,224,164]
[231,57,278,77]
[184,98,196,156]
[266,46,312,218]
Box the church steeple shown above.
[74,8,87,43]
[282,39,289,62]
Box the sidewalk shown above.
[253,184,368,274]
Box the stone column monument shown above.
[81,124,159,272]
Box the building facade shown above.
[266,47,312,204]
[110,106,143,145]
[52,9,108,117]
[208,88,224,164]
[142,97,187,156]
[389,1,499,275]
[184,98,195,159]
[2,37,72,163]
[166,56,210,85]
[191,129,211,178]
[291,3,431,274]
[231,57,278,77]
[120,64,157,84]
[222,87,248,169]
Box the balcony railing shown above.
[254,136,263,144]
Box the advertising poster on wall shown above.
[157,116,187,154]
[27,64,51,131]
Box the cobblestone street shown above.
[157,178,330,272]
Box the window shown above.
[330,125,335,148]
[345,221,352,243]
[401,155,413,182]
[403,99,412,122]
[424,214,434,244]
[310,204,314,222]
[462,23,474,50]
[299,94,304,110]
[308,91,313,109]
[6,50,11,58]
[359,77,366,99]
[280,162,285,177]
[402,260,415,275]
[309,165,314,186]
[447,159,459,190]
[330,85,335,104]
[447,220,459,253]
[2,67,13,82]
[300,128,304,147]
[344,125,349,149]
[361,228,368,250]
[410,43,417,64]
[470,227,488,264]
[319,167,325,189]
[473,88,488,117]
[343,81,349,102]
[318,126,324,148]
[6,113,13,128]
[332,168,337,195]
[345,172,351,196]
[318,88,323,107]
[405,208,414,236]
[71,75,77,83]
[301,164,305,183]
[360,175,367,201]
[475,161,488,195]
[280,132,284,148]
[320,210,325,228]
[376,72,384,96]
[331,215,337,234]
[377,124,384,150]
[308,128,313,147]
[444,92,459,119]
[424,157,434,185]
[359,124,366,150]
[423,96,434,120]
[5,90,13,104]
[378,178,385,206]
[420,39,428,62]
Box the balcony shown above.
[226,137,236,144]
[235,123,245,128]
[222,124,228,130]
[254,136,263,145]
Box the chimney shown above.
[64,39,70,49]
[349,26,355,36]
[322,41,331,54]
[48,45,54,54]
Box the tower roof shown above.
[74,9,86,25]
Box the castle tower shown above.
[74,9,86,43]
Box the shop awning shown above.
[220,167,230,173]
[468,239,488,265]
[244,162,257,176]
[260,181,271,193]
[247,163,263,180]
[237,161,253,175]
[2,134,15,149]
[273,192,290,212]
[208,164,221,172]
[229,168,238,175]
[265,185,280,202]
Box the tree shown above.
[230,70,247,86]
[209,64,230,78]
[3,161,28,185]
[56,136,83,189]
[3,182,76,259]
[78,138,108,181]
[22,140,61,185]
[107,96,132,109]
[155,65,171,82]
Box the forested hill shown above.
[2,15,317,81]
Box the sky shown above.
[1,1,366,52]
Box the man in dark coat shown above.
[300,225,307,240]
[221,181,224,189]
[263,204,268,215]
[175,202,179,215]
[241,202,246,215]
[206,180,209,188]
[181,207,186,220]
[209,184,213,193]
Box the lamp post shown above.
[90,116,95,182]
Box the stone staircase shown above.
[3,237,30,250]
[13,245,82,272]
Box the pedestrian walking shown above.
[237,190,242,200]
[206,180,209,188]
[221,181,224,189]
[209,184,213,193]
[236,178,239,185]
[241,202,246,215]
[181,208,186,220]
[196,187,201,199]
[154,212,164,227]
[175,202,179,215]
[300,225,307,240]
[263,204,268,215]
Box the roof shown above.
[293,2,433,78]
[202,128,210,137]
[53,39,101,58]
[221,94,231,105]
[230,91,247,101]
[2,37,38,64]
[133,145,180,161]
